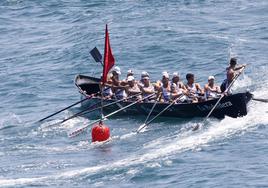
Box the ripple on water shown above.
[0,0,268,187]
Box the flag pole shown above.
[99,24,115,122]
[100,83,104,121]
[91,24,114,142]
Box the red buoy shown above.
[91,121,110,142]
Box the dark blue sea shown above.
[1,0,268,187]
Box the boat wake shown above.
[1,76,267,187]
[0,113,22,130]
[1,93,267,186]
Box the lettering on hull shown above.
[197,101,233,111]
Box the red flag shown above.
[102,24,115,84]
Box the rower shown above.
[138,71,150,88]
[110,66,127,100]
[171,83,187,103]
[125,76,141,101]
[159,71,172,103]
[121,69,134,85]
[171,72,186,91]
[101,72,114,99]
[204,76,221,100]
[127,69,134,77]
[221,57,246,94]
[171,72,187,102]
[185,73,204,103]
[140,75,155,102]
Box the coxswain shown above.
[185,73,204,103]
[125,76,142,101]
[220,57,246,93]
[159,71,172,103]
[140,75,155,102]
[204,76,221,100]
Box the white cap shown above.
[113,66,121,75]
[208,75,215,80]
[127,69,133,75]
[171,83,176,89]
[143,76,150,80]
[141,71,149,78]
[173,72,179,78]
[162,71,169,78]
[127,75,135,81]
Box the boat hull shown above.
[75,74,253,119]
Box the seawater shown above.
[0,0,267,187]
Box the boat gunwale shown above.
[74,74,252,106]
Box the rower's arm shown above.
[234,64,246,71]
[102,83,113,88]
[112,83,128,90]
[126,87,141,95]
[203,84,208,92]
[171,92,183,100]
[216,86,221,93]
[141,87,155,94]
[181,83,187,90]
[196,83,204,95]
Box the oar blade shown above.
[136,123,146,133]
[68,127,86,138]
[253,98,268,103]
[90,47,102,63]
[192,123,201,131]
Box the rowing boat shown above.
[75,74,253,119]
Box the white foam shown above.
[120,132,136,139]
[0,113,22,128]
[1,77,267,187]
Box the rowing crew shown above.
[100,57,246,104]
[100,68,217,104]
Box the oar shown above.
[192,66,246,131]
[252,98,268,103]
[79,92,139,117]
[59,101,101,124]
[38,96,94,122]
[60,92,142,124]
[38,86,110,123]
[143,92,161,124]
[136,94,185,133]
[68,93,155,138]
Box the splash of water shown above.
[1,74,267,187]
